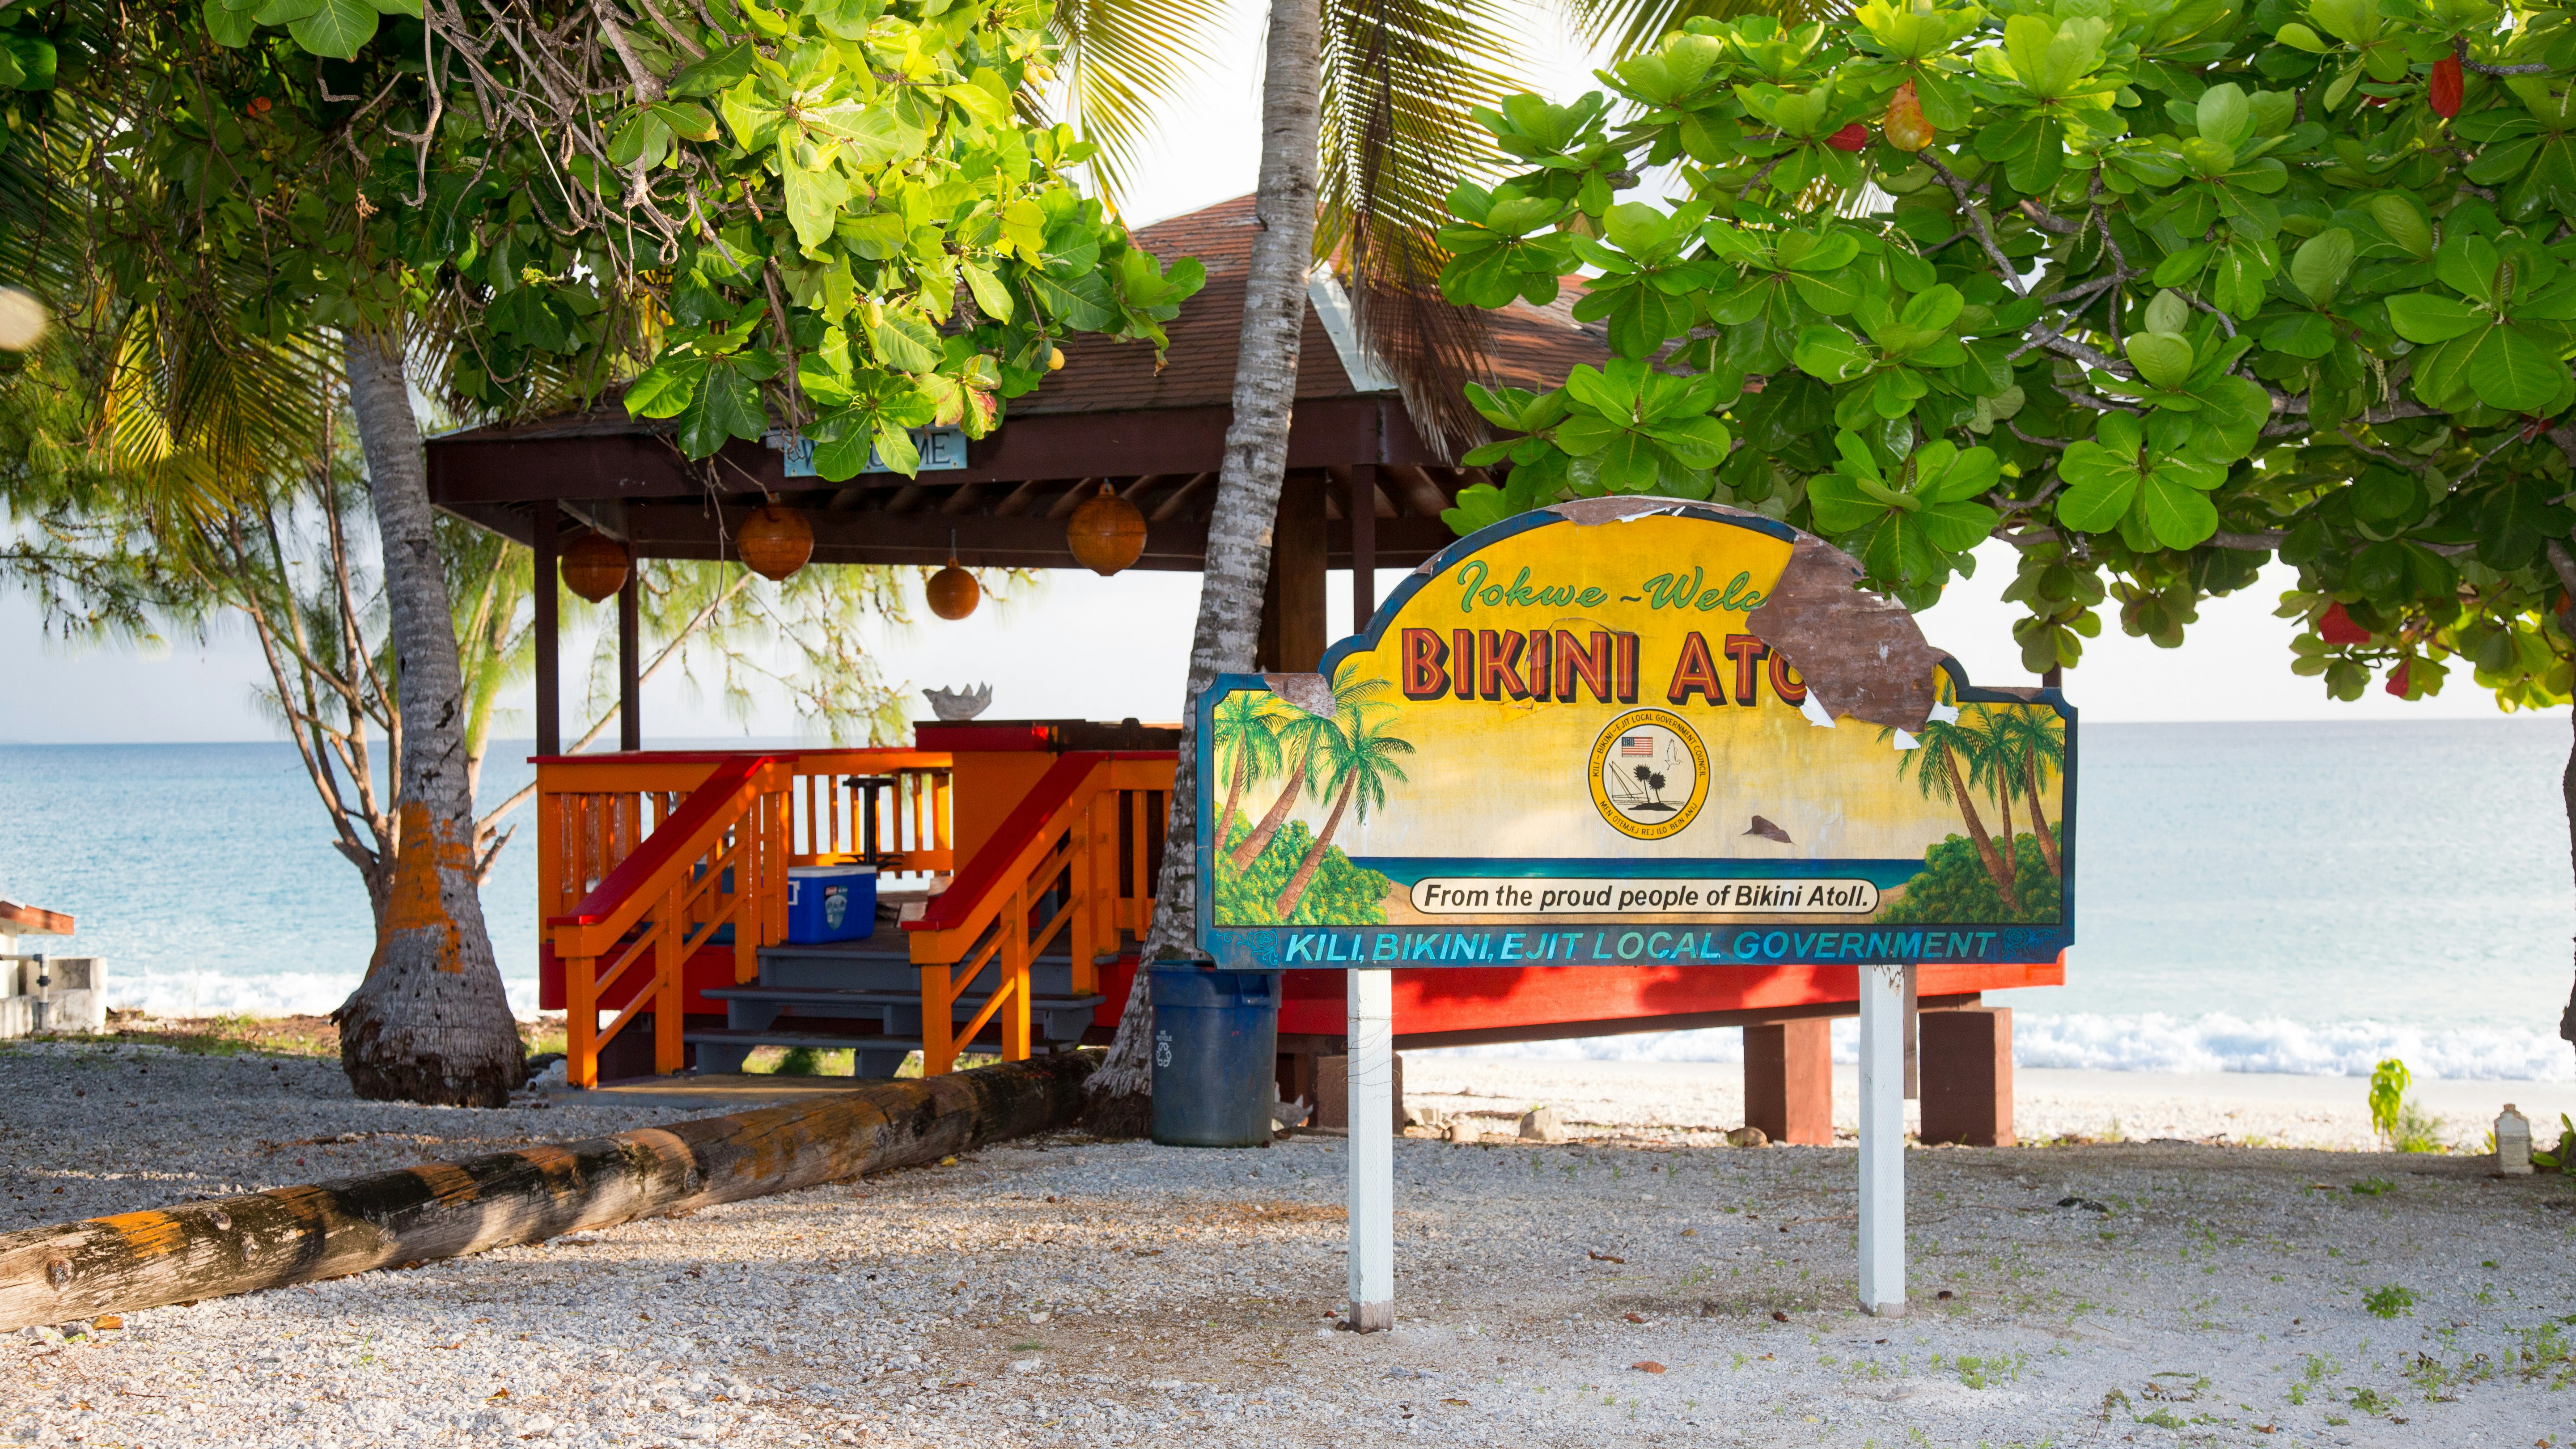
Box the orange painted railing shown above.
[535,747,955,1087]
[903,751,1175,1075]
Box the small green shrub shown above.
[2350,1177,2396,1197]
[2364,1284,2418,1320]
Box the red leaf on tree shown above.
[2431,55,2464,118]
[2319,601,2372,645]
[1826,121,1870,152]
[2386,661,2412,696]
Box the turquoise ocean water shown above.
[2,719,2572,1079]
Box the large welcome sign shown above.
[1193,499,2075,971]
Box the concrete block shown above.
[34,990,102,1034]
[0,995,29,1040]
[21,958,106,1033]
[1314,1051,1404,1131]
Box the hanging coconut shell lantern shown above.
[925,555,981,621]
[738,503,813,581]
[559,531,632,603]
[1066,482,1147,576]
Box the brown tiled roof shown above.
[1021,195,1608,415]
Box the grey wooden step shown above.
[703,984,1105,1011]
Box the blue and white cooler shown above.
[786,863,877,944]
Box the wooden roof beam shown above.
[1148,471,1215,522]
[1045,477,1105,519]
[1382,464,1452,518]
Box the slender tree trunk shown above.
[1941,751,2019,911]
[1275,772,1355,919]
[2023,760,2061,875]
[332,326,527,1108]
[1215,745,1250,853]
[1994,775,2016,877]
[1230,732,1314,867]
[2561,704,2576,1065]
[1082,0,1323,1136]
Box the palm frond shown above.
[1564,0,1847,66]
[1044,0,1229,213]
[1315,0,1530,455]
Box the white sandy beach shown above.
[1406,1056,2576,1152]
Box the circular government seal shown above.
[1588,708,1711,840]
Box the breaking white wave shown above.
[1419,1011,2576,1082]
[107,968,542,1021]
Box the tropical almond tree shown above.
[1431,1,2576,1059]
[48,0,1194,1103]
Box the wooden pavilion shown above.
[428,195,1607,751]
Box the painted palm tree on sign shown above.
[1991,708,2066,875]
[1275,700,1415,920]
[1212,690,1286,849]
[1230,662,1395,869]
[1961,711,2020,877]
[1885,721,2021,911]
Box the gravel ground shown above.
[8,1042,2576,1448]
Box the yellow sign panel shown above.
[1193,502,2074,970]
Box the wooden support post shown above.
[1349,464,1377,633]
[1743,1019,1832,1145]
[1346,967,1394,1331]
[567,954,597,1089]
[1003,888,1032,1063]
[1919,1007,2015,1147]
[1903,963,1919,1101]
[533,502,560,757]
[1857,963,1906,1318]
[656,886,684,1075]
[920,962,954,1077]
[1260,470,1328,672]
[617,567,642,752]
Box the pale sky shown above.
[0,0,2551,742]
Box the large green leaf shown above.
[285,0,377,59]
[676,358,767,457]
[868,311,944,373]
[2385,293,2484,344]
[2464,323,2565,411]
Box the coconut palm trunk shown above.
[1080,0,1325,1135]
[330,326,526,1108]
[1939,749,2019,911]
[1231,732,1315,867]
[1276,770,1357,919]
[2021,757,2061,875]
[1992,766,2017,877]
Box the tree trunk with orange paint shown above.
[332,327,526,1108]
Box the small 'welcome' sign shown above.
[1192,497,2075,971]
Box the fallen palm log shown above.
[0,1053,1093,1331]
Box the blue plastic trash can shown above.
[787,864,876,943]
[1150,964,1282,1148]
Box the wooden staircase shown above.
[685,941,1105,1076]
[536,744,1172,1087]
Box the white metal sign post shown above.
[1856,962,1907,1316]
[1346,967,1395,1331]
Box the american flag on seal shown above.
[1619,734,1655,758]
